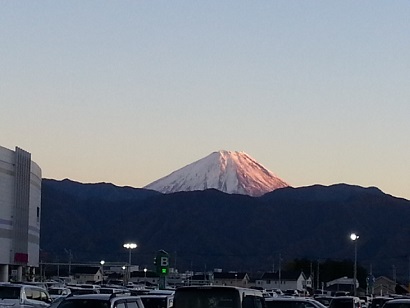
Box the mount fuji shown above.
[144,150,289,197]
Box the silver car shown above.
[0,283,51,308]
[265,296,328,308]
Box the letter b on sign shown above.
[160,257,169,267]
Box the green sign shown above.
[154,250,169,277]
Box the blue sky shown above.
[1,1,409,199]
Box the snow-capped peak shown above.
[144,151,289,197]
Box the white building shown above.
[0,146,42,282]
[255,271,307,291]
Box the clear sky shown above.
[1,1,409,200]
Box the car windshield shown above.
[330,299,353,308]
[57,299,110,308]
[265,301,296,308]
[0,286,20,299]
[141,297,168,308]
[384,303,410,308]
[175,288,240,308]
[49,289,64,295]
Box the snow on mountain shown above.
[144,150,289,197]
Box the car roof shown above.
[63,294,141,301]
[265,297,317,302]
[0,283,46,290]
[64,294,112,300]
[140,295,172,298]
[384,299,410,303]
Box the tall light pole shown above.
[122,266,126,286]
[100,260,105,284]
[144,268,147,286]
[123,243,137,265]
[350,233,359,296]
[123,243,137,284]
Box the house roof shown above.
[214,272,248,280]
[260,271,305,280]
[44,268,70,277]
[130,271,159,278]
[72,266,100,275]
[191,273,213,280]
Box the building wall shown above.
[255,277,304,291]
[0,146,42,268]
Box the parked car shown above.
[329,296,361,308]
[334,292,350,297]
[369,297,394,308]
[265,296,328,308]
[47,287,71,301]
[381,299,410,308]
[140,294,174,308]
[0,283,52,308]
[314,296,334,307]
[174,286,264,308]
[282,290,300,297]
[51,293,145,308]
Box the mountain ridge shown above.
[40,178,410,281]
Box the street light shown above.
[123,243,137,265]
[122,266,126,286]
[123,243,137,285]
[350,233,359,296]
[144,268,147,285]
[100,260,105,284]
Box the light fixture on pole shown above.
[123,243,137,265]
[100,260,105,284]
[122,265,126,286]
[144,268,147,285]
[123,243,137,284]
[350,233,359,296]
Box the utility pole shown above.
[64,249,73,275]
[393,265,396,284]
[317,260,320,292]
[278,253,282,285]
[310,262,314,290]
[272,259,275,273]
[408,256,410,292]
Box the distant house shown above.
[71,266,102,284]
[129,270,160,286]
[326,276,357,295]
[189,273,214,286]
[374,276,409,296]
[255,271,306,291]
[213,272,250,288]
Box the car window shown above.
[26,288,34,299]
[330,299,353,308]
[40,291,50,302]
[58,299,111,308]
[0,286,20,299]
[32,289,41,301]
[242,297,254,308]
[266,301,293,308]
[116,302,126,308]
[126,301,140,308]
[254,297,264,308]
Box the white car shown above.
[0,283,52,308]
[47,287,71,301]
[265,296,328,308]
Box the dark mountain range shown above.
[40,178,410,281]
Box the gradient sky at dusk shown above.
[1,1,409,199]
